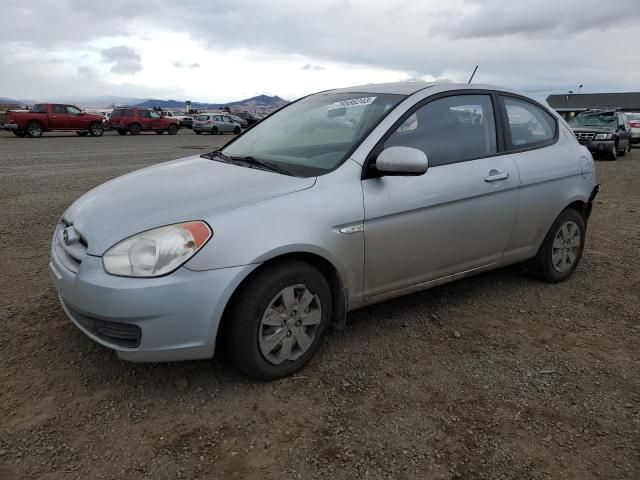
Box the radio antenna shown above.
[468,65,479,84]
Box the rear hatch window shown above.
[195,115,210,121]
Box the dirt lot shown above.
[1,130,639,480]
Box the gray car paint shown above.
[51,82,597,362]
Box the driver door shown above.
[362,94,520,298]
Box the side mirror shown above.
[375,146,429,175]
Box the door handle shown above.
[484,170,509,182]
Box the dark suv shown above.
[569,109,632,160]
[109,108,180,135]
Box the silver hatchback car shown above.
[192,113,242,135]
[50,82,599,380]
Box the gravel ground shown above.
[1,130,639,480]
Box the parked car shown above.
[569,109,632,160]
[234,111,262,126]
[2,103,105,138]
[109,108,179,135]
[626,112,640,144]
[161,110,193,129]
[226,114,249,128]
[192,114,242,135]
[50,82,599,380]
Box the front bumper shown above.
[578,139,615,154]
[2,123,18,131]
[50,247,258,362]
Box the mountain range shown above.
[0,94,289,110]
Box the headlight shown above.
[103,221,212,277]
[594,133,614,140]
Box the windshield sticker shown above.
[328,96,377,110]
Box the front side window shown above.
[502,97,556,149]
[383,95,497,167]
[222,92,405,176]
[52,105,66,114]
[150,111,161,119]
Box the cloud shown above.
[174,61,201,69]
[301,63,325,71]
[100,46,142,74]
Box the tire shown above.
[233,126,241,135]
[608,146,617,161]
[89,122,104,137]
[116,128,127,136]
[12,129,26,137]
[194,130,202,135]
[129,123,142,136]
[211,126,219,135]
[26,121,43,138]
[224,260,332,381]
[529,208,586,283]
[167,124,178,135]
[155,130,164,135]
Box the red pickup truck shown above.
[2,103,105,138]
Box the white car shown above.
[161,110,193,128]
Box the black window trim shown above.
[498,93,559,154]
[362,89,559,179]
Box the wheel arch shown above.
[215,250,348,353]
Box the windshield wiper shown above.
[201,150,234,164]
[230,156,293,176]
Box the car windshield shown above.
[627,112,640,121]
[569,112,617,127]
[219,92,405,176]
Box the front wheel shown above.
[129,123,142,136]
[26,121,43,138]
[233,126,241,135]
[529,208,586,283]
[167,124,178,135]
[608,145,617,161]
[89,122,104,137]
[211,126,219,135]
[224,260,332,381]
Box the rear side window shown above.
[139,110,151,118]
[501,96,556,150]
[122,109,134,117]
[32,104,47,113]
[383,94,497,167]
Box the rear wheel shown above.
[89,122,104,137]
[234,126,241,134]
[224,260,332,381]
[167,124,178,135]
[211,126,219,135]
[26,121,43,138]
[529,208,586,283]
[129,123,142,136]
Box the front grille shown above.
[575,132,595,142]
[65,302,142,349]
[53,220,88,273]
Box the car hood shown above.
[571,126,616,134]
[63,155,316,255]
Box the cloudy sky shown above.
[1,0,638,103]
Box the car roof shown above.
[326,81,526,97]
